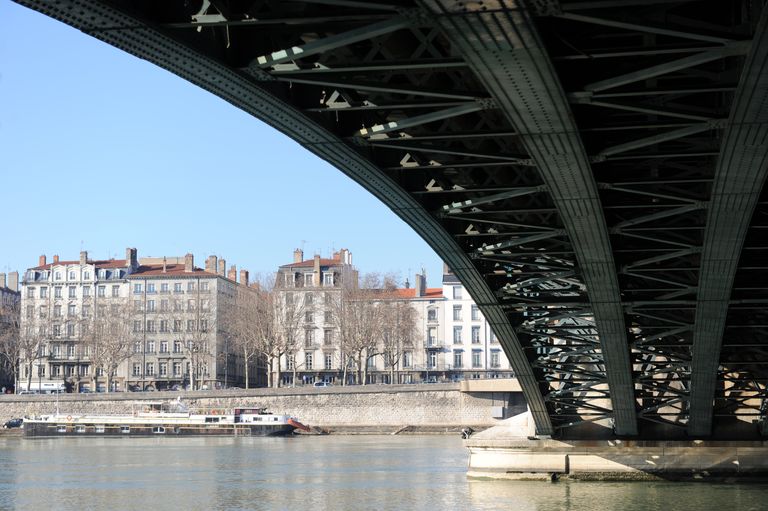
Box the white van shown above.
[17,382,66,394]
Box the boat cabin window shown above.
[153,426,165,434]
[120,426,130,434]
[57,425,67,433]
[95,425,105,433]
[75,425,86,433]
[204,417,220,423]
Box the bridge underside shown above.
[18,0,768,440]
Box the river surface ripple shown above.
[0,435,767,510]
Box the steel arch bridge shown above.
[18,0,768,439]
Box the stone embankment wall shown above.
[0,383,520,433]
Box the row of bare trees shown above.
[223,273,418,388]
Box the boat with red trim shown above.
[23,400,310,437]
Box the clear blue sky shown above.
[0,2,443,287]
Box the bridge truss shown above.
[18,0,768,438]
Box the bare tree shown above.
[80,304,133,393]
[274,288,306,387]
[222,284,264,389]
[0,301,22,390]
[380,300,418,383]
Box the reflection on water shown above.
[0,436,766,510]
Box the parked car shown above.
[313,381,333,388]
[3,418,23,429]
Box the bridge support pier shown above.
[466,413,768,481]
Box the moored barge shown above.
[23,401,310,437]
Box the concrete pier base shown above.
[466,412,768,481]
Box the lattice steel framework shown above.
[17,0,768,439]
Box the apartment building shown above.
[18,249,259,393]
[0,272,20,389]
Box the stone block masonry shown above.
[0,383,519,434]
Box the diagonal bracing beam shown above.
[688,9,768,437]
[420,0,639,434]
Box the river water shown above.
[0,435,766,510]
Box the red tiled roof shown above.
[378,288,443,300]
[281,258,342,268]
[128,264,218,277]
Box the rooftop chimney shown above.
[39,255,46,267]
[53,255,59,264]
[0,274,5,289]
[218,258,226,276]
[80,251,88,266]
[240,269,249,287]
[8,272,18,292]
[209,255,218,274]
[228,264,238,283]
[313,254,321,286]
[294,248,304,263]
[184,253,194,273]
[414,273,424,298]
[125,248,137,269]
[162,257,167,274]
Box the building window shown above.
[98,286,106,297]
[173,362,181,376]
[490,330,497,343]
[428,327,437,346]
[55,272,61,281]
[187,320,195,332]
[187,299,195,311]
[305,352,313,370]
[54,286,62,298]
[147,283,156,294]
[83,271,90,280]
[427,308,437,321]
[146,341,155,353]
[173,340,182,353]
[146,320,155,333]
[52,324,61,338]
[324,311,333,323]
[323,273,334,286]
[27,288,35,299]
[187,282,195,292]
[490,351,500,368]
[53,305,62,318]
[453,286,462,299]
[174,320,182,333]
[305,293,314,306]
[200,320,208,332]
[305,311,314,323]
[25,306,33,319]
[68,286,76,298]
[51,365,61,377]
[287,355,295,371]
[161,299,169,311]
[134,341,142,353]
[428,352,436,369]
[472,350,482,368]
[82,286,90,297]
[160,341,168,353]
[146,363,155,376]
[285,273,294,288]
[201,299,209,311]
[304,273,313,287]
[68,271,76,281]
[112,285,120,297]
[147,300,156,312]
[325,354,333,370]
[200,282,209,291]
[453,351,463,368]
[323,329,333,345]
[367,356,376,369]
[305,329,314,347]
[66,323,75,337]
[453,326,462,344]
[472,326,481,344]
[159,363,168,377]
[173,300,182,312]
[68,304,76,317]
[174,283,183,293]
[40,287,47,299]
[132,363,141,376]
[471,305,480,321]
[133,283,142,294]
[160,320,168,333]
[453,305,462,321]
[161,283,169,294]
[67,344,75,357]
[403,351,412,368]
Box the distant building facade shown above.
[272,248,514,386]
[18,249,259,393]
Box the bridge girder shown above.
[15,0,768,439]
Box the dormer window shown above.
[83,271,90,280]
[55,272,61,281]
[323,272,334,286]
[68,271,75,281]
